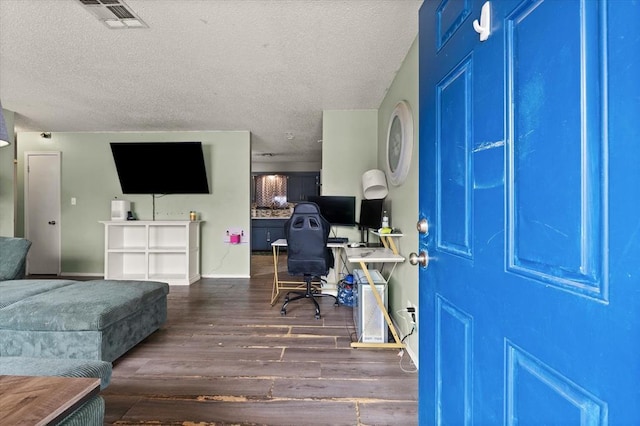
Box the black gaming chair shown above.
[280,202,339,319]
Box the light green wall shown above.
[321,109,377,241]
[16,131,251,278]
[321,36,419,365]
[0,108,15,237]
[378,37,419,363]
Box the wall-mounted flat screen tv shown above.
[307,195,356,227]
[110,141,210,194]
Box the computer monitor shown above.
[359,199,384,230]
[307,195,356,226]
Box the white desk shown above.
[270,238,346,305]
[370,230,404,255]
[345,246,406,349]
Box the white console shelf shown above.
[100,220,202,286]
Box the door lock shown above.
[48,221,56,225]
[409,250,429,268]
[416,218,429,234]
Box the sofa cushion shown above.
[0,357,112,389]
[0,237,32,280]
[0,280,169,332]
[0,279,78,309]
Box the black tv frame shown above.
[110,141,210,194]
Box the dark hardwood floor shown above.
[101,254,417,425]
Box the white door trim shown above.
[24,151,61,275]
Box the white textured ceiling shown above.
[0,0,422,163]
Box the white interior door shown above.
[25,151,61,275]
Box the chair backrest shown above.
[285,202,333,277]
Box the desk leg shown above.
[380,235,399,256]
[350,261,405,349]
[386,237,399,256]
[380,236,390,250]
[270,245,280,306]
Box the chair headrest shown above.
[292,202,321,215]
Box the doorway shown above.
[24,151,61,275]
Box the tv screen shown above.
[307,195,356,226]
[110,142,210,194]
[359,199,384,229]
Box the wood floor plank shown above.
[283,346,401,363]
[322,361,418,379]
[118,399,359,426]
[272,377,417,400]
[359,401,419,425]
[130,359,322,379]
[103,376,274,398]
[141,332,341,348]
[102,254,418,425]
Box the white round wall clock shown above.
[386,100,414,186]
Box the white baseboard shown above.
[201,273,251,279]
[61,272,103,277]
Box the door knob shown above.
[48,220,56,225]
[409,250,429,268]
[416,218,429,234]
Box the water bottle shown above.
[381,211,389,228]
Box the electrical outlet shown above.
[407,300,417,325]
[223,227,245,244]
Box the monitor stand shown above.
[358,225,382,248]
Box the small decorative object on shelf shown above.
[381,210,389,228]
[189,211,197,221]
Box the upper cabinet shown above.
[286,173,319,202]
[252,172,319,205]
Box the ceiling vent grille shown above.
[107,5,135,19]
[77,0,148,29]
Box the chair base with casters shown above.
[280,274,338,319]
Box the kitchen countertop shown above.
[251,207,293,219]
[252,216,290,220]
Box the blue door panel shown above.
[436,0,472,50]
[436,296,473,425]
[506,0,605,298]
[419,0,640,423]
[506,341,607,425]
[437,58,473,257]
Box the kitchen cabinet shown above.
[286,173,319,202]
[251,219,287,251]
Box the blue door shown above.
[418,0,640,423]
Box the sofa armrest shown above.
[0,237,32,280]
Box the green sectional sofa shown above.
[0,278,169,362]
[0,236,170,424]
[0,236,31,280]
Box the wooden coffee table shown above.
[0,375,100,425]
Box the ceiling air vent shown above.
[77,0,148,29]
